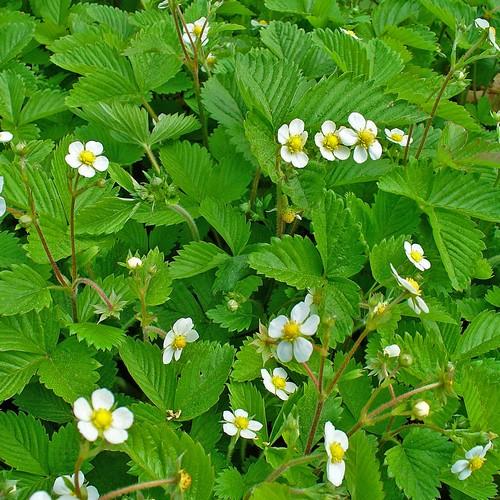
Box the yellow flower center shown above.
[329,442,345,463]
[410,250,423,262]
[345,30,356,37]
[283,321,301,341]
[259,19,268,25]
[193,24,203,37]
[391,133,403,142]
[272,376,287,390]
[173,335,187,349]
[323,133,339,151]
[374,302,387,315]
[91,409,113,430]
[234,416,249,430]
[206,54,216,66]
[282,209,296,224]
[405,277,421,295]
[287,135,304,153]
[469,456,485,472]
[179,469,192,491]
[79,150,96,165]
[359,130,376,148]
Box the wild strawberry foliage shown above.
[0,0,499,499]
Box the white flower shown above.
[384,128,413,147]
[65,141,109,178]
[261,367,298,400]
[182,17,209,47]
[412,400,430,418]
[340,28,360,40]
[324,422,348,487]
[30,493,51,500]
[383,344,401,358]
[73,388,134,444]
[474,18,500,50]
[162,317,199,364]
[268,301,319,363]
[53,472,99,500]
[222,409,263,439]
[158,0,168,8]
[404,241,431,271]
[451,442,492,480]
[390,264,429,315]
[315,121,351,161]
[339,112,382,164]
[0,131,13,143]
[0,176,6,217]
[251,19,269,28]
[127,256,143,269]
[277,119,309,168]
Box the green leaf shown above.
[175,341,235,421]
[455,311,500,360]
[385,429,454,500]
[248,235,324,289]
[121,422,214,499]
[370,235,407,287]
[418,0,473,31]
[0,411,50,475]
[0,351,42,403]
[119,338,176,411]
[199,198,250,255]
[311,191,365,278]
[372,0,414,35]
[0,22,34,67]
[215,468,246,500]
[206,302,254,333]
[0,265,52,316]
[69,323,126,351]
[0,231,28,268]
[149,113,200,146]
[170,241,229,279]
[232,340,263,382]
[37,337,101,403]
[229,382,268,441]
[345,431,384,500]
[251,482,291,499]
[18,89,66,125]
[48,423,80,475]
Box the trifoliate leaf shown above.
[69,322,126,351]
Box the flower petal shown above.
[300,314,320,335]
[321,120,336,135]
[77,421,99,441]
[291,151,308,169]
[314,132,324,148]
[163,331,174,347]
[103,427,128,444]
[111,407,134,429]
[326,461,345,486]
[69,141,84,155]
[174,348,183,361]
[185,330,199,342]
[92,388,114,410]
[85,141,104,155]
[277,341,293,362]
[65,154,82,169]
[451,459,469,474]
[0,131,13,142]
[223,411,235,422]
[319,146,336,161]
[475,18,490,29]
[330,429,349,450]
[291,301,310,323]
[465,446,484,460]
[333,145,350,160]
[29,492,52,500]
[289,118,305,135]
[366,120,378,135]
[280,146,293,163]
[173,317,194,334]
[223,423,238,436]
[73,397,92,421]
[87,486,100,500]
[353,145,368,163]
[285,381,298,393]
[277,124,290,144]
[276,389,289,400]
[458,467,472,480]
[234,409,248,418]
[248,419,263,431]
[92,156,109,172]
[268,316,287,338]
[240,429,257,439]
[0,197,6,217]
[348,112,366,131]
[324,421,335,445]
[273,367,287,379]
[368,141,382,160]
[53,475,72,495]
[78,165,95,178]
[338,127,358,146]
[293,337,313,363]
[416,296,429,314]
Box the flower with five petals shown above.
[451,442,492,480]
[222,409,263,439]
[162,317,199,364]
[315,121,350,161]
[277,119,309,168]
[65,141,109,178]
[339,112,382,163]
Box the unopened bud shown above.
[412,400,430,418]
[227,299,239,311]
[373,301,388,316]
[383,344,400,358]
[399,353,413,367]
[127,257,143,269]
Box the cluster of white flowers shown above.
[73,388,134,444]
[268,300,320,363]
[222,409,263,440]
[475,18,499,51]
[451,442,492,480]
[162,317,199,364]
[65,141,109,178]
[390,240,431,315]
[278,112,406,168]
[30,472,98,500]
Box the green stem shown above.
[99,478,177,500]
[142,98,159,122]
[302,361,320,392]
[226,436,237,463]
[73,277,113,310]
[73,441,90,499]
[263,452,323,483]
[167,204,200,241]
[144,146,161,175]
[249,166,261,209]
[304,395,325,454]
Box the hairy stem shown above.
[168,204,200,241]
[73,441,90,498]
[142,97,159,122]
[304,395,325,454]
[144,146,162,175]
[99,478,177,500]
[249,166,261,209]
[73,277,113,310]
[302,361,320,392]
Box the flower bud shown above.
[373,301,388,316]
[127,257,143,269]
[383,344,400,358]
[227,299,239,311]
[412,400,430,418]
